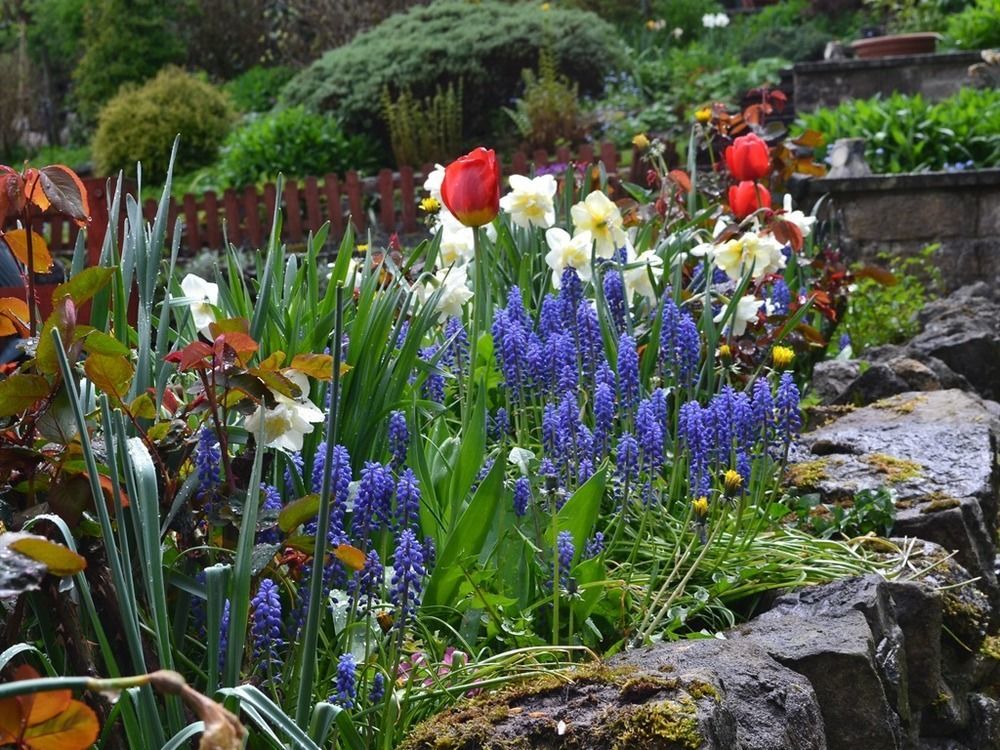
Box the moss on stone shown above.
[864,453,922,483]
[785,458,832,487]
[980,634,1000,661]
[872,394,926,414]
[685,679,720,701]
[595,696,702,750]
[919,493,962,514]
[619,674,678,701]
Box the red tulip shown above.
[440,147,501,227]
[724,133,770,181]
[729,180,771,219]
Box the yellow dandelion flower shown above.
[693,496,709,517]
[772,345,795,369]
[694,107,712,124]
[540,2,551,9]
[723,469,743,494]
[718,343,731,360]
[420,197,441,214]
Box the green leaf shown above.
[0,374,49,416]
[77,328,130,357]
[52,267,115,306]
[84,353,135,400]
[549,469,607,555]
[278,494,320,534]
[423,456,505,608]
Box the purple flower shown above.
[577,457,595,485]
[560,268,583,326]
[195,426,221,499]
[250,578,283,669]
[770,279,790,314]
[348,549,384,614]
[593,380,616,457]
[395,468,421,531]
[489,408,510,441]
[513,477,531,517]
[391,529,426,628]
[539,294,562,341]
[333,653,357,708]
[596,359,616,393]
[495,310,528,400]
[676,314,701,385]
[751,378,774,444]
[584,531,605,559]
[679,401,711,496]
[555,531,575,587]
[617,333,640,411]
[353,461,394,538]
[420,345,445,403]
[636,398,664,469]
[312,444,351,540]
[616,432,640,483]
[388,411,409,467]
[369,673,385,704]
[604,266,627,332]
[505,286,530,329]
[284,451,304,495]
[839,332,852,351]
[444,317,469,374]
[576,299,602,381]
[217,599,231,672]
[256,483,283,545]
[776,373,802,446]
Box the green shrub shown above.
[840,246,942,354]
[212,107,380,188]
[73,0,186,122]
[224,66,296,113]
[795,89,1000,173]
[92,67,234,178]
[945,0,1000,49]
[505,47,586,152]
[381,83,463,167]
[279,0,623,140]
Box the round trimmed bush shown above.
[279,0,624,139]
[92,66,234,177]
[213,107,381,188]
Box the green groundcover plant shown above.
[0,112,900,748]
[796,88,1000,174]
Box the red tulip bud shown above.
[728,181,771,219]
[724,133,770,182]
[440,147,500,228]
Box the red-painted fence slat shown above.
[222,189,241,246]
[262,183,277,243]
[203,191,222,249]
[304,177,322,237]
[346,171,365,233]
[183,193,201,251]
[399,167,417,233]
[284,180,304,243]
[243,186,261,248]
[323,174,344,237]
[378,169,395,233]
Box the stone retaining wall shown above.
[792,51,982,112]
[805,169,1000,292]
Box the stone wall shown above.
[805,169,1000,292]
[793,52,982,112]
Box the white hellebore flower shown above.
[715,295,765,337]
[570,191,625,259]
[702,12,729,28]
[781,194,816,239]
[544,228,594,288]
[244,369,325,452]
[499,174,557,229]
[622,245,664,304]
[423,163,445,203]
[180,273,218,336]
[714,231,786,282]
[416,265,474,321]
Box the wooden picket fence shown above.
[1,143,626,316]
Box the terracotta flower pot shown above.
[850,32,940,59]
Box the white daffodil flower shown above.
[499,174,558,229]
[415,265,474,321]
[544,228,594,288]
[715,295,764,336]
[622,245,664,304]
[508,446,535,475]
[781,194,816,238]
[433,210,476,266]
[180,273,219,336]
[244,369,325,452]
[714,231,786,282]
[570,191,625,259]
[423,164,445,203]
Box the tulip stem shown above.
[471,227,491,373]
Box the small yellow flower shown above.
[693,496,709,517]
[420,197,441,214]
[772,345,795,369]
[695,107,712,124]
[632,133,651,150]
[723,469,743,494]
[718,343,731,360]
[356,243,369,253]
[540,1,550,9]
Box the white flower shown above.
[180,273,218,336]
[508,446,535,475]
[433,210,476,266]
[689,241,715,260]
[423,164,445,202]
[714,231,786,282]
[622,245,664,304]
[702,12,729,28]
[715,295,764,336]
[672,27,684,38]
[570,191,625,259]
[244,369,325,452]
[416,265,474,321]
[781,194,816,239]
[499,174,557,229]
[544,228,594,288]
